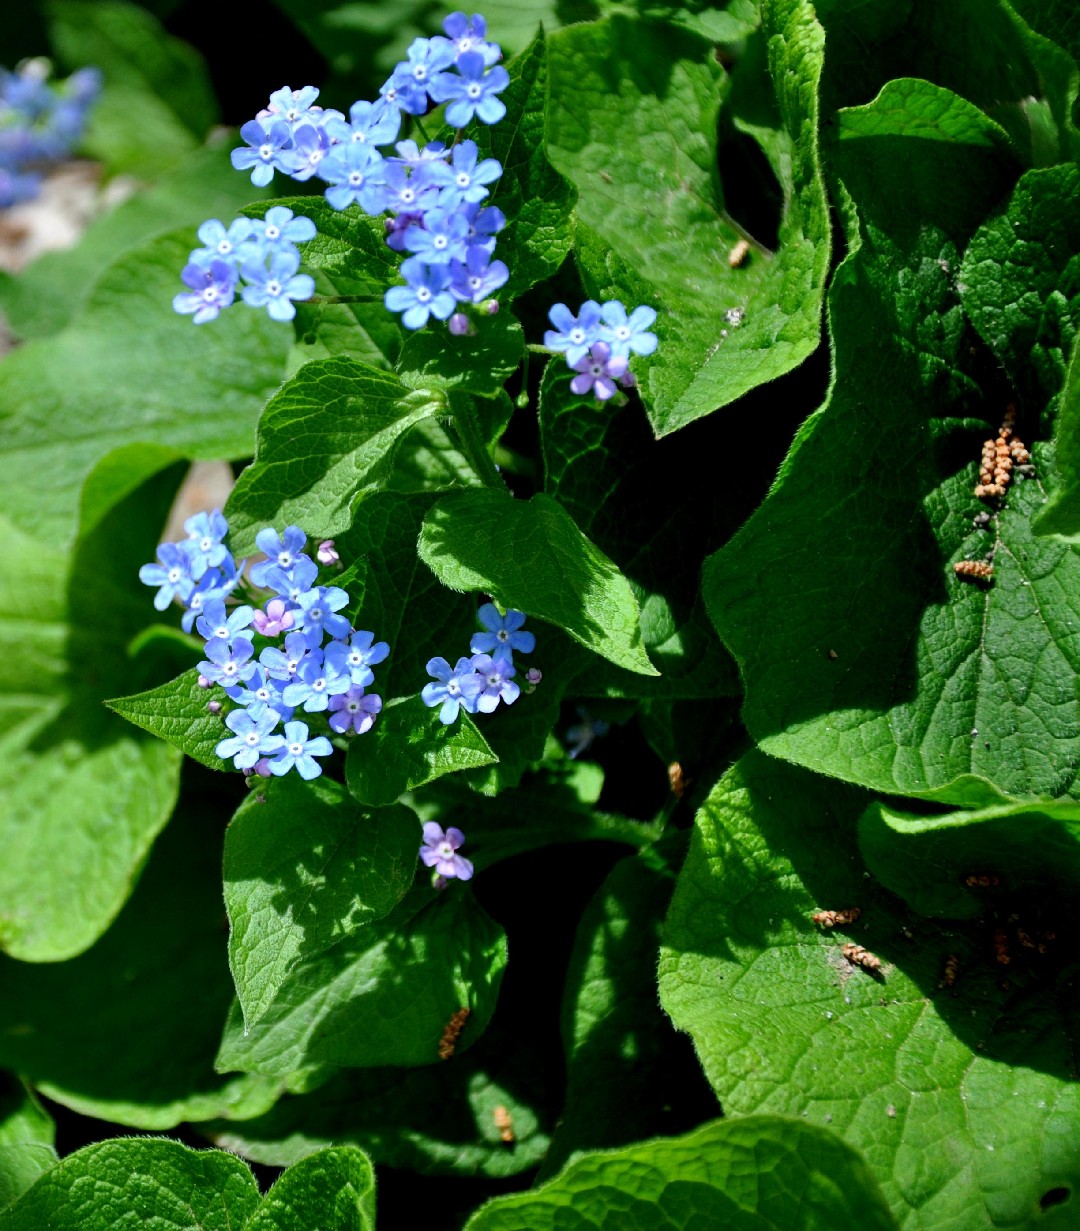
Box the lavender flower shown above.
[328,686,382,734]
[570,341,630,402]
[419,823,474,880]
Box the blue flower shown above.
[195,598,255,645]
[183,508,230,571]
[450,246,508,302]
[470,652,519,712]
[231,118,294,187]
[197,637,257,687]
[193,218,257,269]
[429,51,510,128]
[462,201,505,253]
[437,139,501,209]
[570,341,631,401]
[321,142,388,213]
[295,585,351,640]
[173,259,237,325]
[381,161,444,216]
[331,629,390,680]
[260,629,321,682]
[254,206,317,250]
[600,300,658,359]
[421,656,484,724]
[181,558,244,632]
[260,556,319,605]
[250,526,309,589]
[324,98,401,150]
[139,543,196,610]
[281,122,332,181]
[544,300,603,365]
[215,707,286,771]
[240,250,315,322]
[390,37,456,100]
[282,651,351,713]
[443,11,502,66]
[264,85,322,128]
[403,207,470,264]
[470,603,535,657]
[268,720,334,779]
[390,139,451,172]
[385,257,456,329]
[224,666,294,723]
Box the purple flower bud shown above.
[448,312,470,335]
[207,700,222,714]
[253,758,273,778]
[432,873,449,892]
[317,539,339,565]
[485,298,500,315]
[197,674,212,689]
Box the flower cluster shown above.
[0,61,100,208]
[422,603,534,724]
[139,514,388,780]
[173,206,316,324]
[545,299,658,401]
[177,13,510,332]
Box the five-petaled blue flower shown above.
[600,301,658,359]
[215,707,285,770]
[139,543,197,610]
[240,250,315,322]
[250,526,309,589]
[544,301,603,365]
[230,118,294,187]
[470,603,535,658]
[172,259,237,325]
[421,656,483,724]
[385,257,456,330]
[269,720,334,779]
[430,50,509,128]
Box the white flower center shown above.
[267,280,282,296]
[266,225,281,240]
[168,567,182,583]
[467,83,482,99]
[417,288,432,304]
[259,144,273,160]
[289,742,303,756]
[245,732,259,745]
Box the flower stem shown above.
[453,402,506,490]
[413,116,431,143]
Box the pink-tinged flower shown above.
[317,539,339,565]
[328,686,382,735]
[570,341,629,402]
[419,823,474,880]
[252,597,296,637]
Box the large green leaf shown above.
[858,795,1080,919]
[0,230,288,548]
[0,1140,260,1231]
[544,0,830,435]
[659,752,1080,1229]
[466,1116,897,1230]
[0,803,278,1129]
[701,80,1080,803]
[243,1147,375,1231]
[418,489,658,676]
[224,357,448,555]
[108,667,230,771]
[0,1081,56,1210]
[0,452,190,961]
[345,697,498,808]
[216,884,507,1084]
[225,775,419,1027]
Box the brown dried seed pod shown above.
[939,954,959,988]
[842,942,881,971]
[954,560,994,580]
[728,238,750,268]
[811,908,862,928]
[493,1105,515,1144]
[438,1007,471,1060]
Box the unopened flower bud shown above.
[197,674,211,689]
[207,700,222,715]
[317,539,339,565]
[526,668,542,685]
[432,873,449,892]
[448,312,470,336]
[484,298,500,316]
[252,758,273,778]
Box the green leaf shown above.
[859,795,1080,919]
[0,1139,259,1231]
[0,230,289,548]
[216,884,507,1083]
[465,1116,897,1230]
[0,141,272,340]
[345,696,498,808]
[0,453,189,962]
[538,355,737,698]
[0,803,279,1129]
[244,1147,375,1231]
[545,1,830,435]
[0,1080,56,1210]
[225,775,419,1027]
[397,312,525,397]
[702,80,1080,803]
[224,357,448,555]
[1038,334,1080,539]
[659,751,1080,1229]
[472,30,574,297]
[960,163,1080,425]
[108,668,230,771]
[1007,0,1080,66]
[418,489,658,676]
[208,1013,556,1178]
